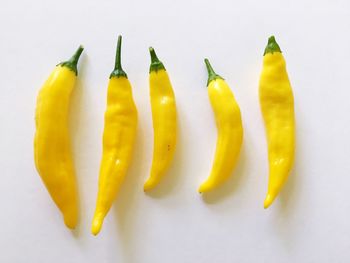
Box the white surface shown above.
[1,0,350,262]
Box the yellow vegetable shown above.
[34,46,84,229]
[91,36,137,235]
[198,59,243,193]
[144,47,177,191]
[259,36,295,208]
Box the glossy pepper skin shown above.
[259,36,295,208]
[34,46,84,229]
[198,59,243,193]
[91,36,138,235]
[143,48,177,191]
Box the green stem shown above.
[263,36,282,55]
[204,58,223,86]
[59,45,84,76]
[149,47,165,73]
[110,35,127,78]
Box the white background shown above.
[1,0,350,262]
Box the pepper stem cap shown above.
[110,35,127,78]
[59,45,84,75]
[263,36,282,55]
[204,58,223,86]
[149,47,165,73]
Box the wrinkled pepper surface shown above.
[34,46,84,229]
[92,36,138,235]
[259,36,295,208]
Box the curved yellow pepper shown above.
[144,47,177,191]
[91,36,138,235]
[259,36,295,208]
[34,46,84,229]
[198,59,243,193]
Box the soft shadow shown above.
[144,108,186,198]
[267,156,301,250]
[201,143,247,204]
[68,54,87,238]
[70,225,81,238]
[113,123,145,263]
[278,162,299,214]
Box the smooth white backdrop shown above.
[1,0,350,262]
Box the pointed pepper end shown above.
[143,179,156,192]
[198,186,204,194]
[63,214,77,230]
[91,214,104,236]
[198,182,212,194]
[263,193,276,209]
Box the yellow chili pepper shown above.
[143,47,177,191]
[198,59,243,193]
[259,36,295,208]
[34,46,84,229]
[91,36,138,235]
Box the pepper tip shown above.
[91,214,104,236]
[63,214,77,230]
[143,179,154,192]
[198,182,211,194]
[263,193,276,209]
